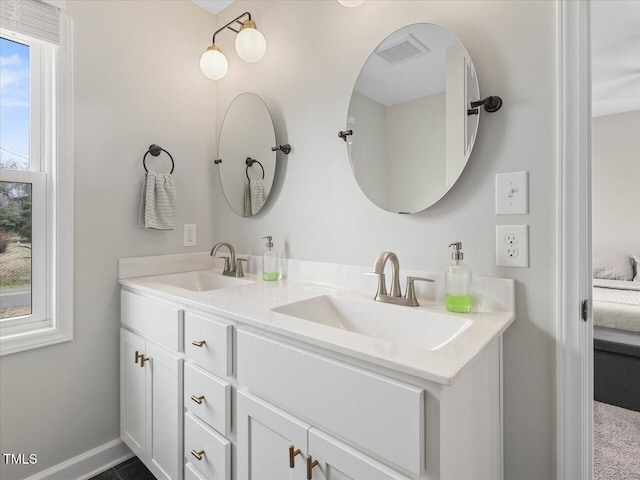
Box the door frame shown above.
[556,1,593,479]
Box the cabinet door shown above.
[237,391,309,480]
[308,429,411,480]
[120,329,147,457]
[146,341,183,480]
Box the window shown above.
[0,1,73,355]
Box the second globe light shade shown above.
[235,25,267,63]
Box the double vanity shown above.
[118,250,514,480]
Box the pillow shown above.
[592,252,634,281]
[634,254,640,282]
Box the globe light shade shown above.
[200,46,228,80]
[235,22,267,63]
[337,0,365,7]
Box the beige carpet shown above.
[594,401,640,479]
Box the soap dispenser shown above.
[445,242,472,313]
[261,236,281,281]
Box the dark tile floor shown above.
[89,456,156,480]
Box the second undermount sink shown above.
[152,271,254,292]
[271,295,472,351]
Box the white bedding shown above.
[593,281,640,333]
[593,278,640,292]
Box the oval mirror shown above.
[346,23,479,213]
[218,92,276,217]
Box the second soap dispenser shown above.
[445,242,472,313]
[261,236,281,281]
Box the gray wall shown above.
[213,1,557,478]
[387,93,446,213]
[592,110,640,253]
[0,2,216,478]
[347,90,388,209]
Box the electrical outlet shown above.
[496,225,528,267]
[184,224,196,247]
[505,234,518,245]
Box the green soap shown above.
[263,272,280,281]
[446,295,472,313]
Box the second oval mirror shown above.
[346,23,480,214]
[218,92,276,217]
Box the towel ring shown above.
[245,157,264,181]
[143,144,174,174]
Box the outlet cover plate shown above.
[184,224,196,247]
[496,171,528,214]
[496,225,528,267]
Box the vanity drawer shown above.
[121,290,183,352]
[184,412,230,480]
[185,462,207,480]
[237,330,424,475]
[184,363,231,436]
[184,312,232,378]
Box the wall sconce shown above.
[337,0,365,7]
[200,11,266,80]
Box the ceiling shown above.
[191,0,235,15]
[354,24,458,107]
[591,1,640,117]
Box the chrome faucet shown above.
[371,251,434,307]
[210,242,246,277]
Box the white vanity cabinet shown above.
[236,330,424,476]
[237,390,410,480]
[237,390,310,480]
[120,328,183,480]
[308,429,412,480]
[120,286,504,480]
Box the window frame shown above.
[0,15,73,355]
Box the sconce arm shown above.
[212,11,252,44]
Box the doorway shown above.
[590,1,640,478]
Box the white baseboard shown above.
[26,439,133,480]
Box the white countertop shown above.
[119,255,515,386]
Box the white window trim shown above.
[0,14,73,356]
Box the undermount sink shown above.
[152,271,254,292]
[271,295,472,351]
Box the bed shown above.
[592,254,640,412]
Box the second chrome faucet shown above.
[371,251,433,307]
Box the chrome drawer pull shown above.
[191,395,205,405]
[191,449,205,461]
[191,340,206,347]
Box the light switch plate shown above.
[496,171,528,214]
[496,225,529,267]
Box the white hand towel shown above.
[244,182,252,217]
[138,173,177,230]
[249,179,265,215]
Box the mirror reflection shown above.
[347,23,479,213]
[218,92,276,217]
